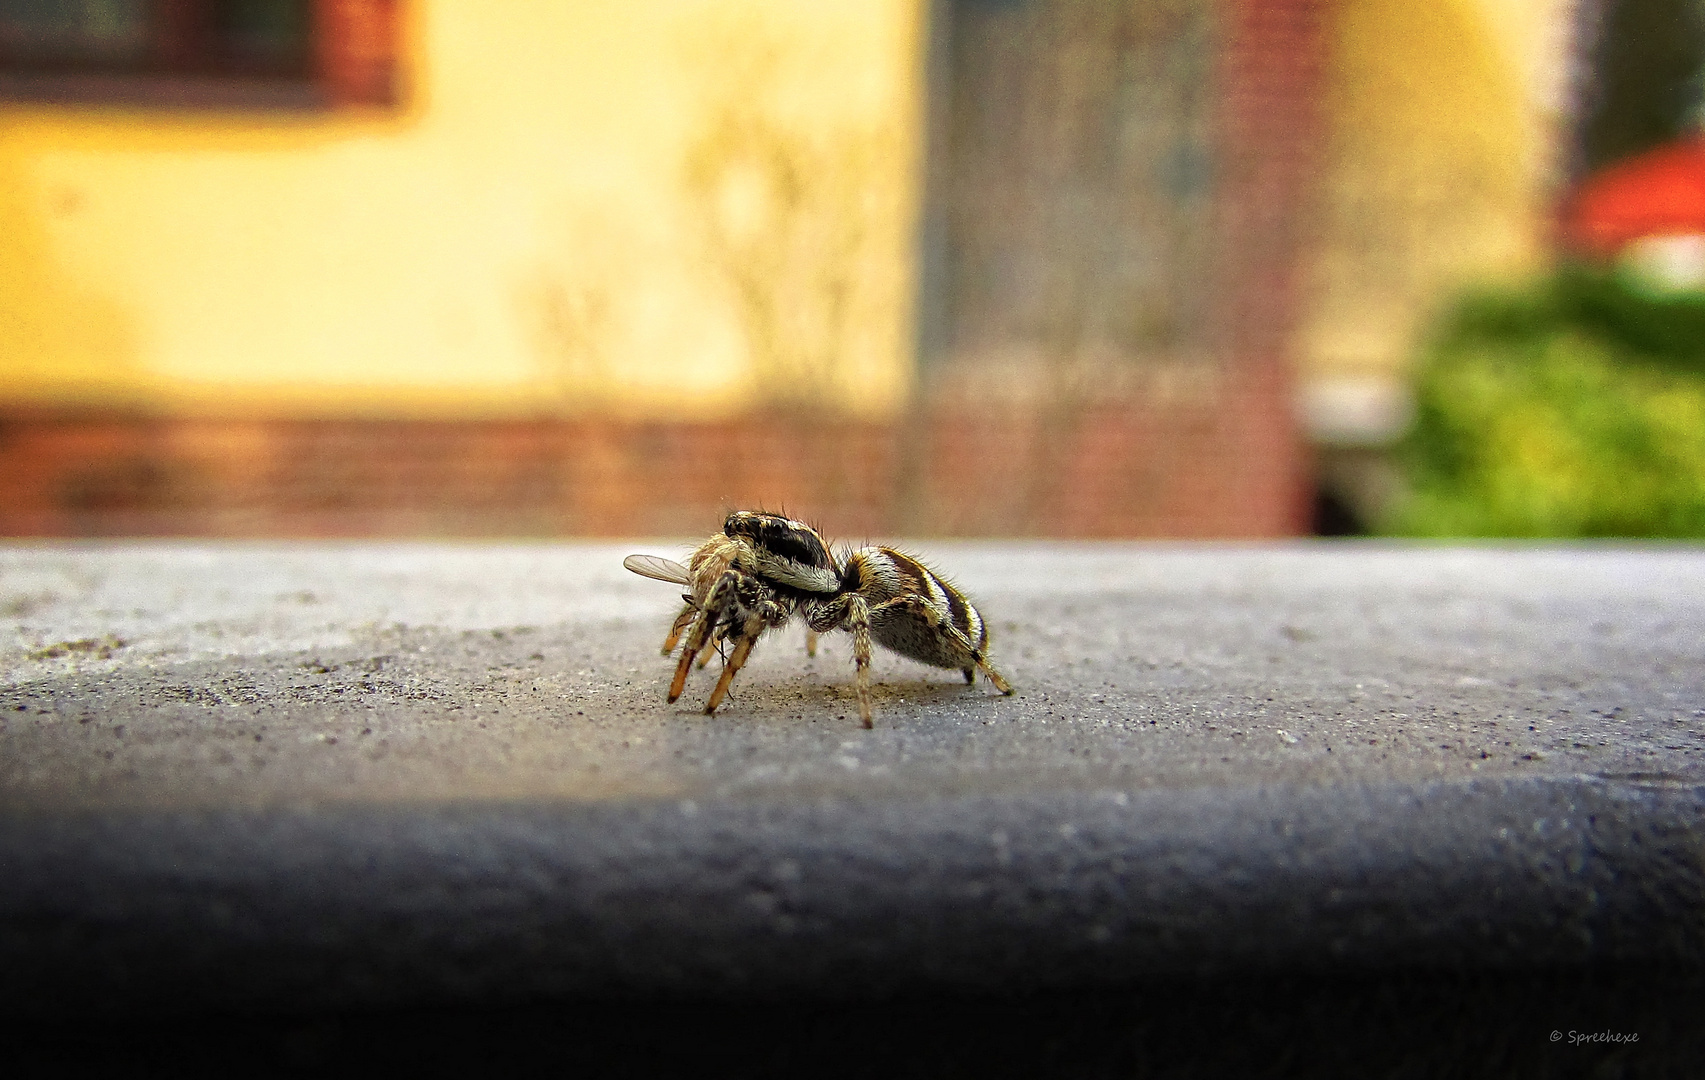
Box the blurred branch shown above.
[532,276,614,411]
[524,214,630,414]
[682,34,897,410]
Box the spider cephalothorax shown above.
[624,511,1013,727]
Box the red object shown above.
[317,0,402,106]
[1565,136,1705,256]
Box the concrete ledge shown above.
[3,543,1703,1015]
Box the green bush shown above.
[1388,266,1705,537]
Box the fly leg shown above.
[662,600,696,655]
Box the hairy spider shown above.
[623,511,1013,727]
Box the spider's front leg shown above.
[670,571,737,702]
[704,595,792,715]
[692,631,720,669]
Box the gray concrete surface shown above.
[2,541,1703,1013]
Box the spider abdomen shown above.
[850,547,990,670]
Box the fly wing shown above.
[623,554,692,585]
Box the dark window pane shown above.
[1580,0,1705,174]
[0,0,151,65]
[216,0,310,72]
[934,0,1221,365]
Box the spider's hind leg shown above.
[865,593,1015,698]
[978,658,1014,695]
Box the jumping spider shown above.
[624,511,1014,727]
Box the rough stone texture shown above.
[2,542,1703,1015]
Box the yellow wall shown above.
[0,1,924,419]
[4,0,1575,419]
[1299,0,1572,384]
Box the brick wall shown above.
[0,400,1296,538]
[1208,0,1330,539]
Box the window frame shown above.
[0,0,402,109]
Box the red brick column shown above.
[1212,0,1331,535]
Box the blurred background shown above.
[1,0,1701,539]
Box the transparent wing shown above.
[623,554,691,585]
